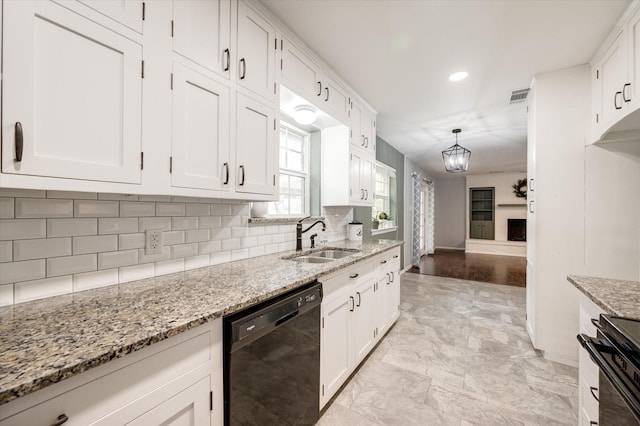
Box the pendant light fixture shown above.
[442,128,471,173]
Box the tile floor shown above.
[410,249,527,287]
[316,273,578,426]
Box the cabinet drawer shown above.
[319,259,374,297]
[579,294,605,335]
[1,325,214,426]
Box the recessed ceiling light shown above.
[293,105,317,125]
[449,71,468,82]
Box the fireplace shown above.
[508,219,526,242]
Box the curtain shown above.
[426,180,435,254]
[412,173,435,267]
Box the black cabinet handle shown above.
[589,422,598,426]
[356,291,361,307]
[349,296,355,312]
[15,122,23,162]
[365,137,368,148]
[349,273,359,279]
[590,386,599,402]
[49,414,69,426]
[390,271,395,282]
[239,58,246,80]
[614,91,622,109]
[325,87,329,102]
[223,162,229,185]
[364,189,368,200]
[224,48,230,72]
[239,165,245,186]
[317,81,322,96]
[393,255,399,259]
[380,260,387,264]
[623,83,631,102]
[386,273,390,284]
[360,189,364,200]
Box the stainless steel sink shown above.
[292,256,336,263]
[311,250,354,259]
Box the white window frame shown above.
[268,121,310,216]
[373,161,395,221]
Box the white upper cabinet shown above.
[321,73,351,124]
[280,36,323,102]
[171,62,231,192]
[172,0,232,78]
[236,0,276,103]
[74,0,144,33]
[2,1,142,184]
[350,100,376,155]
[235,93,277,195]
[628,5,640,112]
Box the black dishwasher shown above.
[223,281,323,426]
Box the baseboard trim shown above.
[400,264,412,274]
[434,246,465,251]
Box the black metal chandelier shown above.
[442,128,471,173]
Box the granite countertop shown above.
[568,275,640,319]
[0,239,401,405]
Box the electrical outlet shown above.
[145,229,163,255]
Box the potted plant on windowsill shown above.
[377,212,393,229]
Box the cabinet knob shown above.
[49,414,69,426]
[349,273,359,279]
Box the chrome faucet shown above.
[296,216,326,251]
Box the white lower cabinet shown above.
[0,320,223,426]
[319,247,401,408]
[578,294,604,426]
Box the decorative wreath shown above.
[512,179,527,199]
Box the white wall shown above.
[465,172,527,241]
[434,176,466,249]
[403,158,432,270]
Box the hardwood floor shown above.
[409,249,526,287]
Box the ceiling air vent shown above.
[509,88,530,104]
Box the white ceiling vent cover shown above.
[509,88,530,104]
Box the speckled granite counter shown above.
[0,239,402,405]
[568,275,640,319]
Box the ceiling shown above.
[260,0,631,178]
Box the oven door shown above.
[578,334,640,425]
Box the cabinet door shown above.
[594,28,628,134]
[2,1,142,184]
[361,110,375,155]
[349,151,364,204]
[322,74,351,123]
[525,259,536,345]
[237,1,276,102]
[127,376,211,426]
[320,291,352,407]
[628,6,640,111]
[350,102,363,149]
[76,0,144,33]
[352,277,375,365]
[361,156,376,206]
[281,36,322,101]
[171,63,230,191]
[173,0,231,78]
[236,94,276,195]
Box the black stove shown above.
[578,314,640,424]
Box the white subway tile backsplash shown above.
[231,248,249,261]
[120,202,155,217]
[171,243,197,258]
[138,247,171,263]
[222,238,240,251]
[157,203,185,216]
[0,198,14,218]
[163,230,185,245]
[14,238,72,261]
[264,244,280,254]
[211,204,232,215]
[139,217,171,231]
[119,263,154,283]
[0,241,12,263]
[186,229,210,243]
[98,193,139,201]
[0,189,45,198]
[231,204,250,216]
[0,259,46,284]
[185,255,209,270]
[211,228,231,240]
[0,284,13,306]
[15,276,72,303]
[232,227,247,238]
[139,195,171,202]
[0,219,46,241]
[172,196,199,203]
[155,258,184,275]
[248,226,265,236]
[74,269,118,291]
[210,252,231,265]
[257,235,272,245]
[16,198,73,218]
[221,215,242,228]
[47,254,97,277]
[172,217,198,230]
[198,240,221,254]
[198,216,221,229]
[186,203,210,216]
[99,218,138,235]
[272,234,286,244]
[74,200,119,217]
[249,246,265,257]
[240,236,257,248]
[98,250,139,269]
[119,233,145,250]
[73,235,118,254]
[48,191,97,200]
[48,218,97,237]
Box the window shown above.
[268,123,309,216]
[373,161,396,224]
